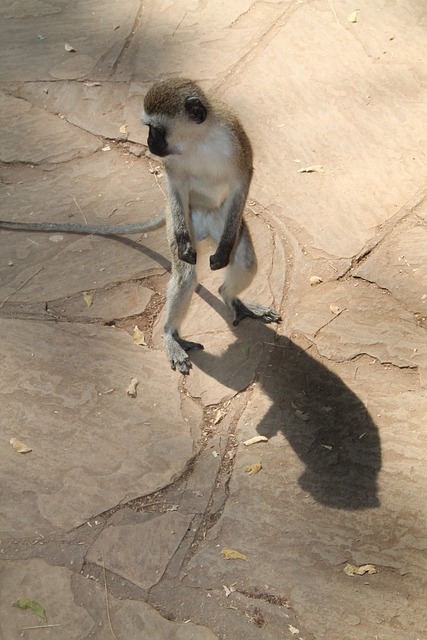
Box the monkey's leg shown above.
[218,224,281,326]
[163,260,204,374]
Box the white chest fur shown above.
[167,124,237,211]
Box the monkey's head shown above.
[142,78,208,157]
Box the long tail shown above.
[0,213,166,236]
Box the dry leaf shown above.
[126,377,139,398]
[223,584,236,598]
[243,436,268,446]
[330,303,340,314]
[64,42,76,52]
[295,409,309,421]
[119,124,128,135]
[347,10,359,23]
[240,343,249,358]
[13,598,46,620]
[310,275,323,286]
[10,438,32,454]
[298,165,325,173]
[82,291,94,308]
[244,462,262,475]
[132,325,146,346]
[221,547,248,561]
[344,563,377,576]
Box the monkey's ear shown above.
[184,97,207,124]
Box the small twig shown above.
[263,342,292,349]
[72,195,88,224]
[173,11,187,35]
[328,0,340,25]
[21,624,61,630]
[0,266,43,308]
[102,555,118,640]
[149,161,167,200]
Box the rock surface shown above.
[0,1,426,639]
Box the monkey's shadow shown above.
[190,286,381,511]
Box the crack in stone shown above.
[353,274,426,324]
[180,399,250,566]
[313,306,347,339]
[331,351,419,372]
[299,338,420,375]
[339,188,427,280]
[111,0,145,76]
[212,0,301,95]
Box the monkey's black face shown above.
[147,124,170,157]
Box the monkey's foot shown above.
[231,298,282,326]
[165,332,204,375]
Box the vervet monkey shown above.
[142,78,280,373]
[0,78,281,373]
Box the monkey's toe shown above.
[173,358,193,375]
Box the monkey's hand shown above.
[209,246,231,271]
[177,238,197,265]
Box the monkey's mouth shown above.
[162,147,183,157]
[148,144,182,158]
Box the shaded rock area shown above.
[0,1,426,639]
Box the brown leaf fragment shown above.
[10,438,32,454]
[221,547,248,561]
[245,462,262,475]
[344,563,377,576]
[126,378,139,398]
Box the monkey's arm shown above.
[168,184,197,265]
[0,214,165,236]
[209,188,248,271]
